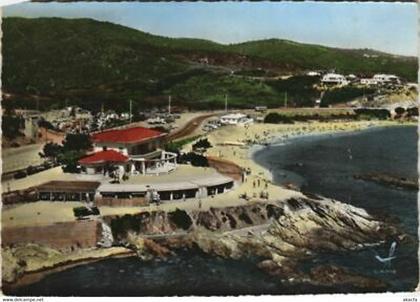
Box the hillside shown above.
[3,17,417,111]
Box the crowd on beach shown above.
[196,119,403,208]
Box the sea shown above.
[9,125,418,296]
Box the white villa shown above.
[321,73,349,86]
[220,113,254,126]
[360,78,378,86]
[79,126,177,176]
[360,74,401,86]
[373,74,401,85]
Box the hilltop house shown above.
[360,78,378,86]
[321,73,349,86]
[373,74,400,85]
[78,126,177,176]
[360,74,401,86]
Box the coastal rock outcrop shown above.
[2,244,63,283]
[103,192,401,290]
[354,173,418,191]
[308,265,388,290]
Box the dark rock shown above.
[309,264,388,290]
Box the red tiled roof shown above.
[92,127,165,144]
[79,150,129,164]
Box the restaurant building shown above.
[79,126,177,176]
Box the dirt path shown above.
[207,156,243,181]
[166,113,217,141]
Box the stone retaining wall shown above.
[2,220,102,252]
[96,197,148,207]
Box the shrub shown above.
[407,107,418,117]
[62,133,92,152]
[354,108,390,120]
[178,152,209,167]
[321,87,375,107]
[264,112,294,124]
[2,115,24,139]
[39,142,63,162]
[165,135,201,153]
[192,138,212,150]
[394,107,405,115]
[14,170,27,179]
[58,150,84,173]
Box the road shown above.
[166,113,218,141]
[2,143,44,174]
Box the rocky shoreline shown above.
[2,245,135,291]
[4,192,405,292]
[103,192,404,291]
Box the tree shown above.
[264,112,294,124]
[407,107,418,117]
[2,115,24,139]
[59,133,92,172]
[62,133,92,152]
[39,142,63,163]
[178,152,209,167]
[394,107,405,116]
[58,150,84,173]
[192,138,212,151]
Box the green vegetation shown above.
[167,72,282,109]
[266,76,320,107]
[39,142,62,163]
[321,87,375,107]
[354,108,391,120]
[3,17,417,111]
[231,39,416,81]
[62,133,92,152]
[178,152,209,167]
[39,133,92,172]
[2,115,24,139]
[192,138,212,151]
[264,112,294,124]
[165,135,201,153]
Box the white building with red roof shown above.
[78,126,177,176]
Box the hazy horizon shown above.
[4,2,417,57]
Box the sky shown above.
[3,1,417,56]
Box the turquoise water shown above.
[254,125,418,291]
